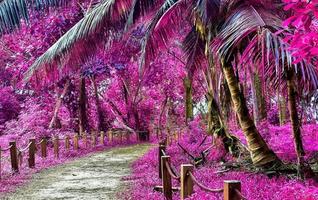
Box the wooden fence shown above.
[0,130,131,178]
[157,141,246,200]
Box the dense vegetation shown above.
[0,0,318,199]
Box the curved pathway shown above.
[2,144,151,200]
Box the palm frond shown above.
[0,0,68,35]
[140,0,189,73]
[215,5,318,92]
[124,0,159,30]
[193,0,220,37]
[214,6,281,60]
[24,0,132,83]
[182,27,205,72]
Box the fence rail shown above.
[0,129,133,179]
[158,141,246,200]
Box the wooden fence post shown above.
[65,135,70,151]
[120,132,123,143]
[108,130,113,144]
[53,136,59,158]
[161,156,172,200]
[73,135,79,150]
[9,141,18,172]
[181,164,194,200]
[28,138,36,168]
[159,144,166,179]
[92,132,96,147]
[83,132,88,148]
[100,131,105,145]
[41,138,47,158]
[224,180,241,200]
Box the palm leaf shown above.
[182,27,205,72]
[215,5,318,92]
[193,0,220,37]
[140,0,189,73]
[124,0,159,30]
[0,0,68,35]
[24,0,132,82]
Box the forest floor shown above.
[1,143,152,200]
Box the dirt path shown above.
[2,144,151,200]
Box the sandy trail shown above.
[2,144,151,200]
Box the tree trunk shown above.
[220,78,232,122]
[223,64,280,167]
[207,92,246,158]
[287,70,307,178]
[251,75,259,125]
[278,89,287,126]
[158,97,168,139]
[183,75,193,124]
[78,76,89,134]
[90,75,106,132]
[251,72,267,125]
[255,74,267,121]
[49,80,70,129]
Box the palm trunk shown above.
[278,89,287,126]
[251,72,267,124]
[79,76,89,134]
[223,65,280,166]
[251,74,259,125]
[183,75,193,124]
[255,74,267,120]
[220,78,231,122]
[207,91,247,158]
[287,70,306,177]
[49,80,70,129]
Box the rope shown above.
[18,142,32,153]
[36,139,45,145]
[170,164,180,178]
[0,145,13,151]
[164,161,180,181]
[189,172,223,193]
[161,149,166,156]
[235,189,247,200]
[18,151,23,167]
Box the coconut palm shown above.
[22,0,280,166]
[23,0,159,82]
[214,3,318,173]
[21,0,318,168]
[139,0,284,167]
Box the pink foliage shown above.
[283,0,318,64]
[0,87,20,127]
[123,122,318,200]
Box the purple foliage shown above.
[123,122,318,200]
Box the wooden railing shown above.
[158,141,246,200]
[0,130,131,178]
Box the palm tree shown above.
[24,0,158,81]
[139,0,283,167]
[21,0,279,166]
[0,0,69,36]
[223,7,318,175]
[21,0,317,168]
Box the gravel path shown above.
[2,144,151,200]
